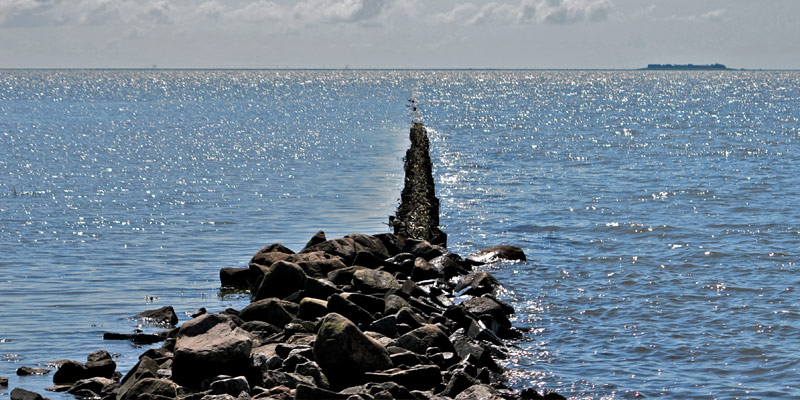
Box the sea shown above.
[1,69,798,399]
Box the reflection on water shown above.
[1,70,799,399]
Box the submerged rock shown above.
[16,366,50,376]
[138,306,179,326]
[10,388,47,400]
[467,245,526,264]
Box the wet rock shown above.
[454,384,504,400]
[103,331,167,344]
[454,271,501,296]
[66,377,115,396]
[220,267,254,289]
[239,298,295,328]
[209,376,250,397]
[0,376,7,386]
[10,388,46,400]
[303,230,327,251]
[430,255,466,279]
[16,366,50,376]
[467,245,526,264]
[138,306,179,326]
[252,260,307,301]
[404,239,446,260]
[297,298,328,321]
[172,313,253,387]
[463,296,513,332]
[250,243,295,267]
[118,378,178,400]
[394,324,455,355]
[52,360,87,385]
[85,349,116,378]
[312,313,392,384]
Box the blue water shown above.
[2,70,799,399]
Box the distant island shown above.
[642,63,731,71]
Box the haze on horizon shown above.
[1,0,799,70]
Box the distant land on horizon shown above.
[641,63,734,71]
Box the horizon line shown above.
[1,67,798,72]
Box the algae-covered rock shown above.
[312,313,392,384]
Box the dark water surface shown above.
[1,70,799,399]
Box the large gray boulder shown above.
[312,313,392,384]
[171,313,253,387]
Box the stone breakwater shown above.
[6,123,565,400]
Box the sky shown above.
[1,0,799,69]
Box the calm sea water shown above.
[1,70,799,399]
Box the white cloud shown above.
[433,0,612,26]
[664,8,729,23]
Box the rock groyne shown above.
[12,122,565,400]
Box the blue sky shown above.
[1,0,798,69]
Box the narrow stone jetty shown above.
[391,122,447,247]
[15,121,566,400]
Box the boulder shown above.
[430,254,467,279]
[284,252,347,279]
[312,313,392,384]
[393,324,455,355]
[326,294,373,327]
[138,306,179,326]
[467,245,526,264]
[252,260,307,301]
[303,277,341,300]
[118,356,160,396]
[411,257,440,281]
[403,239,446,260]
[118,378,177,400]
[209,376,250,397]
[85,350,116,378]
[10,388,46,400]
[239,298,294,327]
[302,230,327,251]
[344,234,390,260]
[372,233,402,257]
[66,377,116,396]
[250,243,295,266]
[462,296,513,330]
[454,384,504,400]
[220,267,254,289]
[301,238,360,265]
[454,271,501,296]
[293,361,330,389]
[341,293,385,315]
[440,370,477,398]
[52,360,87,384]
[297,298,328,321]
[172,313,253,387]
[0,376,7,386]
[352,269,400,294]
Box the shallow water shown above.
[1,70,799,399]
